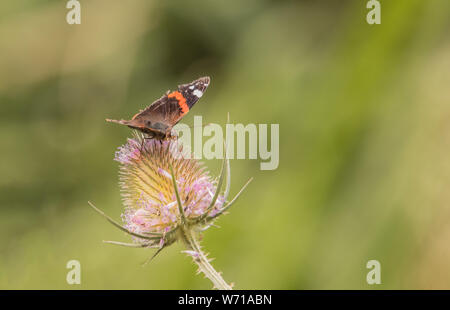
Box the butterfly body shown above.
[107,76,210,140]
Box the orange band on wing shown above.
[168,91,189,114]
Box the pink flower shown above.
[116,135,226,244]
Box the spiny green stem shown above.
[181,228,232,290]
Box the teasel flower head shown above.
[89,131,252,290]
[116,134,226,245]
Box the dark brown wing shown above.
[130,93,183,131]
[106,76,210,133]
[177,76,210,110]
[134,75,210,128]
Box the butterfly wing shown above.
[105,93,176,135]
[106,76,210,136]
[133,76,210,128]
[130,93,183,132]
[177,76,210,111]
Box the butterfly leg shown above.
[140,133,155,153]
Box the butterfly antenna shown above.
[106,118,129,125]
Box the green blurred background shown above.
[1,0,450,289]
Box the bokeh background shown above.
[1,0,450,289]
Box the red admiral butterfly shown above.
[106,76,210,140]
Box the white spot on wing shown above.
[189,85,195,90]
[193,89,203,98]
